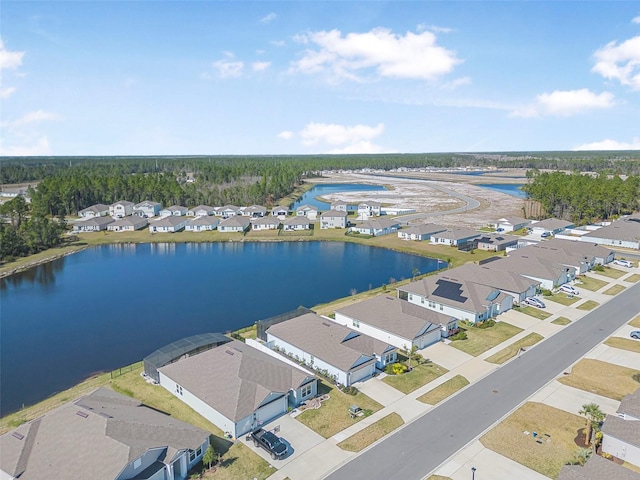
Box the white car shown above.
[524,297,546,308]
[613,259,633,268]
[558,285,579,295]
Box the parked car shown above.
[613,259,633,268]
[250,428,288,460]
[631,331,640,340]
[496,227,505,233]
[524,297,546,308]
[541,231,552,238]
[558,285,579,296]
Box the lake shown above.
[477,183,527,198]
[291,183,385,210]
[0,241,440,415]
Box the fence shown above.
[110,361,144,379]
[256,306,314,341]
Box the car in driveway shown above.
[631,331,640,340]
[558,285,579,295]
[613,259,633,268]
[251,428,288,460]
[524,297,546,308]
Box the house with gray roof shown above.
[251,216,280,230]
[158,340,316,439]
[538,238,615,265]
[107,216,149,232]
[557,454,640,480]
[266,313,396,386]
[602,388,640,467]
[185,215,220,232]
[618,389,640,421]
[431,228,482,247]
[581,214,640,250]
[109,200,135,218]
[474,233,519,251]
[349,218,399,237]
[218,216,251,233]
[397,223,448,241]
[295,205,319,220]
[72,215,115,233]
[357,201,381,218]
[187,205,216,217]
[284,215,310,231]
[494,216,531,232]
[0,387,210,480]
[271,206,289,218]
[160,205,189,217]
[331,200,348,212]
[529,218,574,236]
[334,295,458,350]
[510,241,595,275]
[133,200,162,217]
[148,216,189,233]
[78,203,110,218]
[214,205,242,218]
[241,205,268,218]
[483,254,573,290]
[320,209,348,229]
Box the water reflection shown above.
[1,256,65,290]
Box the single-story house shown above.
[602,389,640,467]
[133,200,162,217]
[271,206,289,218]
[431,228,482,247]
[485,254,574,290]
[474,233,519,252]
[350,218,399,237]
[160,205,189,217]
[78,203,110,218]
[214,205,242,218]
[529,218,574,236]
[284,216,311,231]
[185,215,220,232]
[295,205,319,220]
[158,340,317,439]
[397,223,448,241]
[266,313,396,386]
[0,387,210,480]
[241,205,267,218]
[109,200,134,218]
[72,216,115,233]
[187,205,216,217]
[538,238,614,265]
[580,213,640,250]
[320,210,348,229]
[331,201,348,212]
[334,295,459,350]
[357,201,382,218]
[218,216,251,233]
[149,216,189,233]
[494,216,531,232]
[557,454,640,480]
[510,242,594,275]
[397,274,513,323]
[107,216,148,232]
[251,216,280,231]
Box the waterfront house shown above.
[149,216,189,233]
[320,210,348,229]
[284,216,310,231]
[218,216,251,233]
[474,233,519,252]
[78,203,110,218]
[494,216,531,232]
[295,205,319,220]
[185,215,220,232]
[331,200,348,212]
[0,387,210,480]
[133,200,162,217]
[529,218,574,236]
[187,205,216,217]
[349,218,399,237]
[430,228,482,247]
[602,389,640,467]
[398,223,448,241]
[160,205,188,217]
[580,213,640,250]
[214,205,242,218]
[72,216,114,233]
[241,205,268,218]
[251,216,280,231]
[484,254,573,290]
[510,242,594,275]
[107,216,148,232]
[109,200,134,218]
[357,201,382,219]
[158,340,317,439]
[271,206,289,218]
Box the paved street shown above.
[324,281,640,480]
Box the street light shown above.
[471,466,476,480]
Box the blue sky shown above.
[1,1,639,156]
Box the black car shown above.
[251,428,288,459]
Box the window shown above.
[384,352,395,364]
[439,304,443,311]
[301,384,312,398]
[409,294,413,301]
[310,355,314,365]
[197,447,203,456]
[421,297,424,304]
[189,451,196,462]
[176,384,183,396]
[352,319,360,328]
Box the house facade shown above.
[149,216,189,233]
[109,201,134,218]
[185,216,220,232]
[215,205,242,218]
[133,201,162,217]
[474,233,519,252]
[529,218,574,236]
[78,203,110,218]
[350,218,399,236]
[397,224,447,241]
[187,205,216,217]
[284,216,310,231]
[602,389,640,467]
[251,216,280,230]
[218,216,251,233]
[331,201,348,212]
[295,205,319,220]
[160,205,189,217]
[241,205,267,218]
[107,216,148,232]
[357,201,381,219]
[72,216,115,233]
[495,216,531,232]
[431,228,482,247]
[271,206,289,218]
[320,210,348,229]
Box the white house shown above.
[109,201,134,218]
[431,228,482,247]
[266,313,396,387]
[494,216,531,232]
[149,216,189,233]
[357,201,382,219]
[218,216,251,233]
[580,213,640,250]
[187,205,216,217]
[214,205,242,218]
[160,205,189,217]
[398,224,448,241]
[72,216,114,233]
[350,218,399,237]
[185,216,220,232]
[78,203,110,218]
[107,216,148,232]
[331,201,348,212]
[133,200,162,217]
[158,340,317,439]
[487,254,574,290]
[284,216,310,231]
[295,205,319,220]
[529,218,574,236]
[241,205,268,218]
[251,216,280,231]
[602,389,640,467]
[320,210,348,229]
[271,206,289,218]
[474,233,519,252]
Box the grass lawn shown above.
[551,317,572,326]
[201,443,274,480]
[296,381,382,438]
[545,294,580,306]
[417,375,469,405]
[382,360,448,394]
[337,413,404,452]
[625,274,640,283]
[515,305,552,320]
[576,300,599,311]
[485,333,544,365]
[575,275,608,291]
[450,322,523,357]
[558,359,640,400]
[604,337,640,354]
[593,267,625,279]
[603,284,626,295]
[630,315,640,328]
[480,402,584,479]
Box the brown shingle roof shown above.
[557,454,640,480]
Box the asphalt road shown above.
[324,281,640,480]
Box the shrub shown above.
[478,319,496,329]
[385,362,408,375]
[593,264,605,272]
[541,288,553,296]
[632,372,640,383]
[341,385,359,395]
[450,331,468,341]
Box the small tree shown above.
[402,344,419,369]
[412,268,420,281]
[202,445,215,470]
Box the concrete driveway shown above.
[355,376,405,406]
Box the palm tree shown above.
[567,448,592,466]
[578,403,604,447]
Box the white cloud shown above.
[260,12,277,24]
[290,28,461,82]
[0,86,16,98]
[633,16,640,24]
[441,76,471,90]
[277,130,294,140]
[271,40,286,47]
[212,59,244,78]
[0,136,52,156]
[299,122,384,146]
[573,137,640,151]
[592,35,640,90]
[2,110,62,128]
[417,24,454,34]
[510,89,615,118]
[328,141,389,154]
[252,61,271,72]
[0,38,25,70]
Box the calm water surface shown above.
[291,183,385,210]
[1,242,439,415]
[477,183,527,198]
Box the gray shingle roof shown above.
[484,254,569,281]
[618,388,640,419]
[447,262,541,294]
[557,454,640,480]
[321,210,348,218]
[497,216,530,226]
[134,201,161,208]
[530,218,573,230]
[110,217,148,228]
[150,216,187,227]
[432,228,481,241]
[187,216,220,226]
[251,216,280,226]
[475,233,519,247]
[602,414,640,448]
[511,243,592,269]
[583,216,640,243]
[355,218,399,230]
[189,205,215,213]
[79,203,109,214]
[542,238,614,258]
[219,216,251,228]
[159,340,312,422]
[284,216,310,226]
[400,224,448,236]
[111,200,134,207]
[75,216,115,227]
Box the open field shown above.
[545,293,580,306]
[337,413,404,452]
[417,375,470,405]
[480,402,584,479]
[604,337,640,354]
[551,317,572,326]
[575,275,608,291]
[486,333,544,365]
[450,322,523,356]
[515,305,552,320]
[382,360,448,394]
[603,284,626,295]
[576,300,599,311]
[558,359,640,400]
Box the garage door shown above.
[349,363,375,385]
[255,395,287,426]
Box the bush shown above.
[341,385,359,395]
[385,362,408,375]
[450,331,468,341]
[541,288,553,296]
[478,319,496,329]
[632,372,640,383]
[593,264,605,272]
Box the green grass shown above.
[450,322,523,357]
[485,333,544,364]
[593,267,625,279]
[604,337,640,354]
[625,274,640,283]
[201,442,274,480]
[296,381,382,438]
[417,375,469,405]
[558,359,640,400]
[337,413,404,452]
[545,293,580,306]
[515,305,552,320]
[576,300,599,311]
[382,360,448,394]
[551,316,572,326]
[603,284,626,295]
[575,275,608,291]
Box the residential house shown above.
[107,216,148,232]
[320,210,348,229]
[158,340,317,439]
[214,205,242,218]
[160,205,189,217]
[602,388,640,467]
[283,216,310,231]
[529,218,574,236]
[0,387,210,480]
[187,205,216,217]
[295,205,319,220]
[133,200,162,218]
[397,223,448,241]
[474,233,519,252]
[218,216,251,233]
[241,205,268,218]
[331,201,348,212]
[484,254,573,290]
[430,228,482,247]
[271,206,289,218]
[357,201,382,219]
[334,295,458,350]
[557,454,640,480]
[185,216,220,232]
[251,216,280,231]
[266,313,396,387]
[349,218,399,237]
[78,203,110,218]
[581,213,640,250]
[510,241,595,275]
[538,238,615,265]
[72,216,115,233]
[494,216,531,232]
[149,216,189,233]
[397,274,513,323]
[109,200,134,218]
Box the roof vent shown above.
[76,410,89,418]
[11,432,24,440]
[322,322,331,327]
[225,350,235,356]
